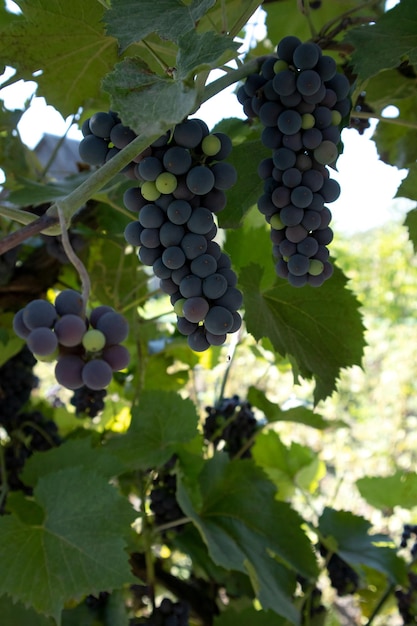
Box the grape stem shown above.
[351,110,417,130]
[57,206,91,316]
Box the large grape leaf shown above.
[247,386,341,430]
[240,263,365,403]
[107,390,199,470]
[0,0,119,117]
[371,97,417,168]
[176,30,240,80]
[404,204,417,253]
[177,455,319,624]
[102,57,198,136]
[104,0,215,51]
[319,507,407,585]
[345,0,417,83]
[0,468,136,623]
[356,471,417,511]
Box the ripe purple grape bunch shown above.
[13,290,130,391]
[79,111,243,352]
[237,36,351,287]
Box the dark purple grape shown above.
[55,355,85,390]
[78,135,108,165]
[82,359,113,390]
[95,311,129,344]
[54,314,86,347]
[187,326,210,352]
[23,299,57,330]
[102,345,130,371]
[182,297,209,323]
[27,327,58,356]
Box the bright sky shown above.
[0,0,413,234]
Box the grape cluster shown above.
[13,289,130,391]
[1,410,61,505]
[0,346,38,432]
[203,395,259,458]
[237,36,351,286]
[400,523,417,556]
[319,545,359,596]
[147,598,190,626]
[150,457,185,533]
[396,572,417,626]
[70,386,107,418]
[79,111,243,352]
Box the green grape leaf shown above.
[107,390,199,470]
[404,205,417,254]
[240,263,365,403]
[177,455,318,623]
[0,467,136,623]
[102,57,197,136]
[218,138,270,228]
[252,430,325,500]
[357,471,417,511]
[0,313,24,366]
[318,507,407,585]
[247,386,341,429]
[0,596,54,626]
[372,97,417,168]
[0,0,119,117]
[7,174,92,207]
[176,30,240,80]
[344,0,417,82]
[397,163,417,201]
[104,0,216,51]
[21,437,126,487]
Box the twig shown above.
[57,206,91,314]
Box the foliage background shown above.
[1,0,417,625]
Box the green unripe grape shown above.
[301,113,315,129]
[82,328,106,352]
[155,172,177,194]
[173,298,186,317]
[273,59,288,73]
[141,181,161,201]
[309,259,324,276]
[270,213,284,230]
[314,140,339,165]
[331,110,342,126]
[201,134,221,157]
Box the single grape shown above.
[314,141,339,165]
[162,246,186,270]
[55,289,84,317]
[102,344,130,371]
[95,311,129,344]
[182,297,209,323]
[55,355,85,390]
[82,329,106,353]
[177,316,198,336]
[141,181,161,201]
[124,220,143,247]
[110,123,136,149]
[187,207,214,235]
[292,42,321,70]
[23,299,57,330]
[187,326,210,352]
[214,286,243,312]
[123,186,148,212]
[181,233,207,260]
[201,134,222,157]
[78,135,108,165]
[159,222,185,247]
[88,112,116,139]
[287,254,310,276]
[204,306,234,335]
[186,166,215,195]
[54,314,86,347]
[13,308,31,339]
[297,70,321,96]
[82,359,113,390]
[167,200,192,225]
[206,330,227,346]
[190,254,218,278]
[27,327,58,356]
[179,275,203,298]
[173,119,203,148]
[89,305,115,327]
[202,273,228,299]
[155,172,178,194]
[276,35,302,63]
[210,162,237,190]
[138,156,164,181]
[163,146,192,175]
